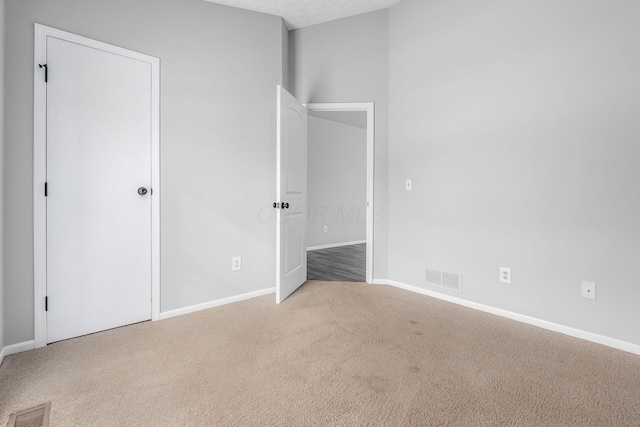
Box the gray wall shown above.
[4,0,284,345]
[281,20,289,92]
[388,0,640,345]
[308,114,367,248]
[0,0,5,354]
[290,10,389,279]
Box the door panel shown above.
[46,36,152,343]
[284,211,304,275]
[286,108,305,194]
[276,86,308,303]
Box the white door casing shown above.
[33,25,160,347]
[276,86,308,303]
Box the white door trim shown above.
[304,102,375,284]
[33,24,161,348]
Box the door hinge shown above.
[45,296,48,312]
[39,64,48,83]
[44,182,48,197]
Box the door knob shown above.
[138,187,148,196]
[283,203,290,209]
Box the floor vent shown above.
[7,403,51,427]
[426,268,463,293]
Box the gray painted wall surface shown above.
[388,0,640,345]
[290,10,389,279]
[0,0,5,354]
[4,0,283,345]
[308,114,366,248]
[281,20,289,92]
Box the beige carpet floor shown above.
[1,281,639,426]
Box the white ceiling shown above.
[202,0,402,30]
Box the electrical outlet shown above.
[406,179,413,191]
[232,256,242,272]
[581,281,596,300]
[323,226,328,233]
[500,267,511,284]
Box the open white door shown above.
[276,86,308,304]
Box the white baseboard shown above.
[0,289,277,363]
[307,240,366,252]
[159,287,276,321]
[0,340,37,364]
[373,279,640,356]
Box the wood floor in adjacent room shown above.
[307,243,365,282]
[1,281,639,426]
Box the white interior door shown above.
[46,36,153,343]
[276,86,308,303]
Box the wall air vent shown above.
[426,268,463,293]
[426,269,442,287]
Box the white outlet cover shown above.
[406,179,413,191]
[500,267,511,284]
[232,256,242,272]
[581,281,596,300]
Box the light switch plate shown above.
[406,179,413,191]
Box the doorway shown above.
[306,103,375,284]
[33,25,160,347]
[275,95,374,303]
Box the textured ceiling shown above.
[202,0,402,30]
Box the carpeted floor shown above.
[1,281,639,426]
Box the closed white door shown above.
[46,36,153,343]
[276,86,308,303]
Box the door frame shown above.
[305,102,375,284]
[33,24,161,348]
